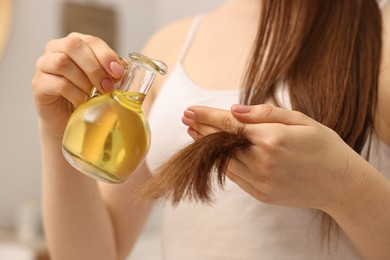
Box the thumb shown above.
[231,104,312,126]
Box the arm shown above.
[33,16,202,259]
[33,32,155,260]
[182,104,390,259]
[40,129,152,260]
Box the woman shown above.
[32,0,390,259]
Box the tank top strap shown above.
[177,14,205,64]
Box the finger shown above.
[36,53,92,95]
[69,32,124,79]
[46,34,123,93]
[33,72,89,108]
[231,104,313,126]
[182,110,222,137]
[187,127,202,140]
[226,170,266,202]
[184,106,243,134]
[228,155,263,187]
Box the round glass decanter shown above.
[62,53,167,183]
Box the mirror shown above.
[0,0,12,59]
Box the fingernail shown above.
[182,116,192,127]
[110,61,124,78]
[101,78,114,92]
[188,127,200,139]
[232,104,252,113]
[184,109,196,120]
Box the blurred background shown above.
[0,0,224,259]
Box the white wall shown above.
[0,0,61,228]
[0,0,224,231]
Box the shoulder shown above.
[141,16,196,69]
[380,1,390,79]
[377,4,390,145]
[382,1,390,64]
[140,16,197,113]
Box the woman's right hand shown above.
[32,32,124,137]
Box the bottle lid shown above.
[126,52,168,75]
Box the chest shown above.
[145,66,239,173]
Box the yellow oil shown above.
[62,90,150,183]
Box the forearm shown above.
[324,153,390,260]
[39,125,117,260]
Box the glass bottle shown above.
[62,52,167,183]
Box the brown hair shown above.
[138,0,382,246]
[137,130,251,205]
[243,0,382,245]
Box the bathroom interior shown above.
[0,0,223,259]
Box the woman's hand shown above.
[182,104,367,211]
[32,32,124,137]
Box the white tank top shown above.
[146,13,390,260]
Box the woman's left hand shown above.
[182,104,367,211]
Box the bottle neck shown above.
[117,64,157,95]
